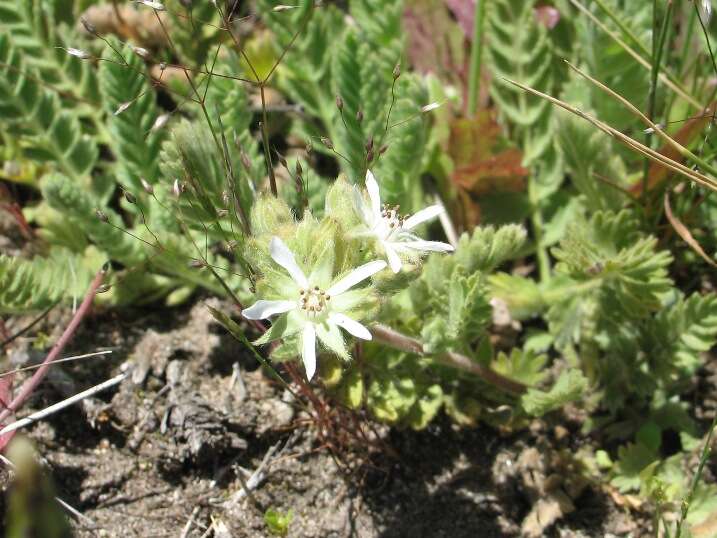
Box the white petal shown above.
[302,323,317,380]
[385,243,403,273]
[365,170,382,220]
[242,300,296,320]
[402,205,444,230]
[328,313,372,340]
[399,240,455,252]
[269,236,309,288]
[326,260,386,296]
[352,185,373,226]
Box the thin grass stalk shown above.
[643,1,674,199]
[467,0,486,116]
[694,1,717,108]
[503,77,717,191]
[564,61,717,179]
[569,0,703,110]
[674,414,717,538]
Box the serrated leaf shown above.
[493,348,548,387]
[521,369,588,417]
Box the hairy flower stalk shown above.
[242,237,386,380]
[353,171,454,272]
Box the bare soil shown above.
[2,298,654,537]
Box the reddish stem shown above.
[0,268,105,424]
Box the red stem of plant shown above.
[0,269,105,424]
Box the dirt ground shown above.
[2,298,658,537]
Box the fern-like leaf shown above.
[0,32,98,178]
[521,369,588,417]
[41,173,144,265]
[0,249,92,314]
[0,0,100,104]
[99,38,164,195]
[552,210,673,317]
[487,0,564,198]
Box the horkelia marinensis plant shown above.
[242,170,454,380]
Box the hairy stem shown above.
[370,324,527,395]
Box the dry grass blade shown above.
[502,78,717,193]
[663,190,717,268]
[0,372,127,436]
[563,61,717,179]
[0,350,113,379]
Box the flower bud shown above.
[80,17,97,34]
[321,137,334,150]
[114,102,133,116]
[335,95,344,111]
[124,191,137,204]
[392,62,401,80]
[131,45,151,59]
[356,109,364,123]
[365,136,374,153]
[140,177,154,195]
[151,114,170,132]
[172,179,183,197]
[96,209,109,223]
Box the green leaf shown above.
[610,442,659,493]
[487,0,564,199]
[0,248,93,314]
[493,348,548,387]
[521,369,588,417]
[264,507,294,537]
[99,38,165,197]
[0,32,98,178]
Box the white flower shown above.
[353,170,454,273]
[242,237,386,380]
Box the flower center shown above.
[380,203,407,231]
[299,286,331,317]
